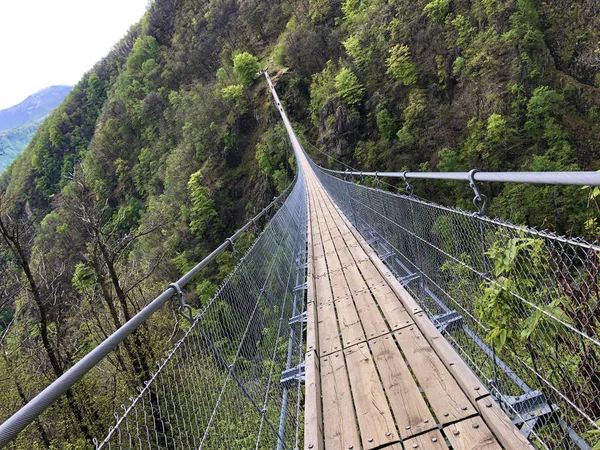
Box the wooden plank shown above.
[351,290,389,340]
[329,268,352,301]
[369,336,436,439]
[334,295,365,348]
[314,272,333,304]
[394,327,478,425]
[413,311,489,402]
[476,398,536,450]
[344,344,399,449]
[370,283,413,331]
[317,301,342,356]
[321,352,361,450]
[444,417,502,449]
[306,298,318,354]
[403,429,446,450]
[335,245,355,268]
[342,264,369,296]
[313,255,329,278]
[357,258,388,285]
[304,350,323,450]
[323,240,342,272]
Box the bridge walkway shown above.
[298,154,532,450]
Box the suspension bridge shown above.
[0,72,599,449]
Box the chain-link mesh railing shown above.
[0,169,306,449]
[93,172,307,449]
[311,161,600,450]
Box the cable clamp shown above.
[168,282,194,325]
[468,169,487,216]
[402,170,414,196]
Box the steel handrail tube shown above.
[321,168,600,186]
[0,179,296,448]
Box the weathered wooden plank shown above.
[342,264,369,295]
[394,326,477,425]
[313,255,329,278]
[321,352,361,450]
[356,258,388,284]
[334,295,365,348]
[370,283,413,331]
[344,344,399,449]
[402,429,446,450]
[329,268,352,301]
[317,301,342,356]
[412,311,489,402]
[314,271,333,304]
[444,417,502,450]
[323,240,342,273]
[369,335,435,439]
[351,290,389,340]
[306,297,318,354]
[476,397,536,450]
[304,350,323,450]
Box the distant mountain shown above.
[0,85,72,132]
[0,86,71,173]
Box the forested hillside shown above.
[0,120,42,173]
[0,0,599,447]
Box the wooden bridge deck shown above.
[300,156,533,450]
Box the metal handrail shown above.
[0,178,296,448]
[321,168,600,186]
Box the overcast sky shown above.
[0,0,150,110]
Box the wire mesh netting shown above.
[312,162,600,450]
[94,172,307,450]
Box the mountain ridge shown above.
[0,85,72,132]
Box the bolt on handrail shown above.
[0,177,297,448]
[321,167,600,186]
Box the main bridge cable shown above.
[321,167,600,187]
[0,179,297,448]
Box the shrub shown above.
[221,84,246,113]
[453,56,466,75]
[233,52,259,86]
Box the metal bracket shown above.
[288,312,307,325]
[380,251,394,261]
[281,362,305,388]
[432,310,463,333]
[501,391,559,439]
[168,282,194,325]
[296,262,308,272]
[293,282,308,293]
[399,273,420,286]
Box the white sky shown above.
[0,0,150,110]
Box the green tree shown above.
[187,170,221,238]
[233,52,259,86]
[386,44,418,86]
[376,109,395,140]
[423,0,449,22]
[334,68,365,107]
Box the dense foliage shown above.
[271,0,600,234]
